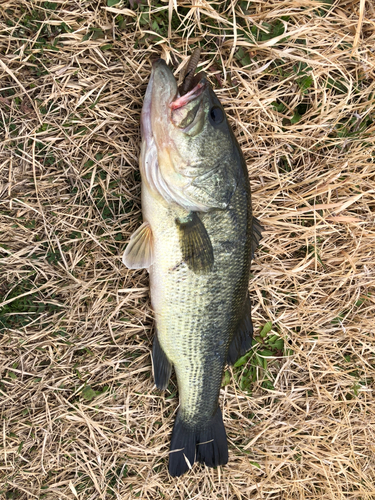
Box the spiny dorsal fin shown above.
[251,216,263,260]
[175,212,214,274]
[227,294,253,365]
[122,221,154,269]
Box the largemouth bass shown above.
[123,56,262,476]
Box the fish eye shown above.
[209,106,224,126]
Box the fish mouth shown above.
[141,58,206,142]
[170,81,206,110]
[150,58,206,111]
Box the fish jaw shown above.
[140,60,183,206]
[141,59,177,146]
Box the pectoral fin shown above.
[122,221,154,269]
[227,294,253,365]
[251,217,263,260]
[175,212,214,274]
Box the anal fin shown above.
[152,333,172,390]
[175,212,214,274]
[251,216,263,260]
[227,294,253,365]
[122,221,154,269]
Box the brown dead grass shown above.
[1,0,375,498]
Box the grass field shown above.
[1,0,375,498]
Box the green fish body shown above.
[123,59,262,476]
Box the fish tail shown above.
[169,407,228,477]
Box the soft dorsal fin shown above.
[251,217,263,260]
[175,212,214,274]
[122,221,154,269]
[227,294,253,365]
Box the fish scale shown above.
[123,58,262,476]
[144,164,251,423]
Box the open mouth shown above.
[141,50,205,140]
[170,81,206,110]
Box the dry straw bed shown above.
[0,0,375,498]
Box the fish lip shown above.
[152,57,165,68]
[151,59,207,110]
[141,59,177,142]
[151,59,178,104]
[170,81,207,110]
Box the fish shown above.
[122,53,262,477]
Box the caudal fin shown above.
[169,407,228,477]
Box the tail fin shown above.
[169,407,228,477]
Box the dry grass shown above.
[1,0,375,498]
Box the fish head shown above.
[141,59,241,211]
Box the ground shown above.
[0,0,375,498]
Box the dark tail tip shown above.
[168,407,228,477]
